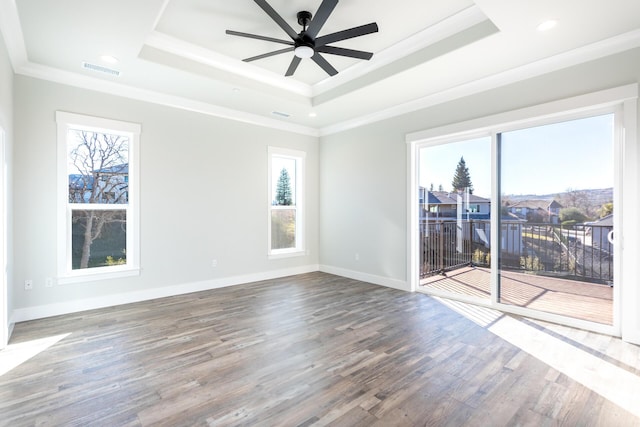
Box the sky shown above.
[419,114,614,198]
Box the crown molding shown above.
[311,5,489,97]
[144,31,313,98]
[3,0,640,138]
[145,5,490,102]
[17,62,320,137]
[0,0,27,71]
[320,28,640,136]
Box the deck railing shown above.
[419,220,613,285]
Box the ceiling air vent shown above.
[271,111,290,118]
[82,62,121,77]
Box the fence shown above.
[419,219,613,285]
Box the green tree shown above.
[274,168,293,206]
[451,156,474,194]
[598,202,613,218]
[559,207,588,225]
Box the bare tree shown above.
[68,130,129,269]
[558,188,593,218]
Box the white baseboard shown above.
[319,265,409,292]
[11,264,320,323]
[622,328,640,346]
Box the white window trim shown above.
[0,127,7,349]
[407,84,638,341]
[56,111,141,284]
[268,146,306,259]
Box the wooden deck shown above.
[421,267,613,325]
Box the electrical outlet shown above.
[24,279,33,290]
[45,277,54,288]
[211,259,218,268]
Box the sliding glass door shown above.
[498,114,615,325]
[418,136,492,303]
[415,112,618,328]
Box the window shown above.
[268,147,305,258]
[410,85,638,338]
[56,112,140,283]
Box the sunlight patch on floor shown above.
[0,333,70,377]
[434,296,503,327]
[435,297,640,418]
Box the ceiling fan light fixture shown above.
[294,45,314,59]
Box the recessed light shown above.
[100,55,119,64]
[232,87,240,93]
[308,112,317,118]
[537,20,557,32]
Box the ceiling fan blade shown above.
[244,47,294,62]
[285,56,302,76]
[306,0,338,39]
[226,30,293,46]
[316,45,373,60]
[311,53,338,76]
[316,22,379,47]
[253,0,298,40]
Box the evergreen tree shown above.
[274,168,293,205]
[451,156,474,194]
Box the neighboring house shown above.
[69,163,129,204]
[505,199,563,224]
[548,200,563,222]
[585,214,614,254]
[420,189,491,221]
[419,188,523,255]
[500,219,525,255]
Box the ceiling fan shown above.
[226,0,379,77]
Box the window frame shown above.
[56,111,140,284]
[267,146,306,259]
[407,84,638,339]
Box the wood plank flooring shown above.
[1,272,639,426]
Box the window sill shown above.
[57,267,140,285]
[268,249,307,260]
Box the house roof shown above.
[508,199,562,211]
[426,191,490,205]
[586,214,613,227]
[548,200,563,209]
[95,164,129,175]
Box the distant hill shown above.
[505,188,613,218]
[505,188,612,203]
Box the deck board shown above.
[421,267,613,324]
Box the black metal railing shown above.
[419,220,613,285]
[419,220,487,277]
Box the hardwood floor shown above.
[1,272,639,426]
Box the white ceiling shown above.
[1,0,640,135]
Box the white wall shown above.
[319,48,640,340]
[12,76,319,319]
[0,29,13,346]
